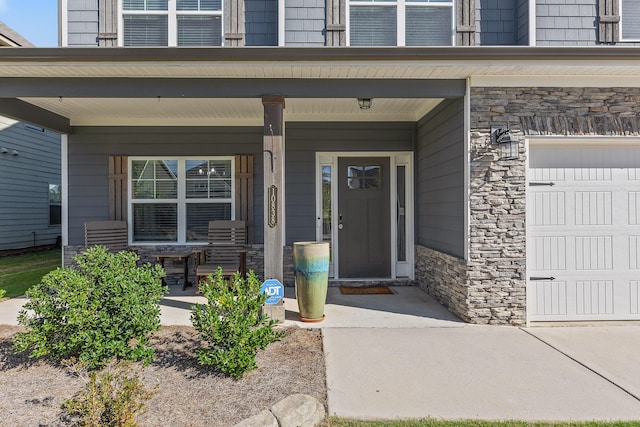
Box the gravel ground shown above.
[0,325,327,427]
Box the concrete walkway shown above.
[2,286,640,422]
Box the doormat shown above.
[339,286,394,295]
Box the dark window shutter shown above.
[326,0,346,46]
[599,0,620,43]
[456,0,475,46]
[98,0,118,46]
[224,0,245,46]
[235,155,254,243]
[109,155,128,221]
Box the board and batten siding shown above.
[284,122,415,245]
[67,0,99,46]
[416,99,465,258]
[66,127,264,245]
[0,117,61,250]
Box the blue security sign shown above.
[260,279,284,305]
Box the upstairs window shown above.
[121,0,222,46]
[349,0,453,46]
[621,0,640,41]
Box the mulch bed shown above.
[0,325,327,427]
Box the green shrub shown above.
[0,289,6,299]
[62,360,156,427]
[191,268,285,379]
[13,246,167,369]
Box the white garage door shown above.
[527,142,640,322]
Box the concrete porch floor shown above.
[158,285,463,328]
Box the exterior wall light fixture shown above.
[491,125,519,160]
[358,98,372,110]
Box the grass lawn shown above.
[0,249,62,298]
[327,420,640,427]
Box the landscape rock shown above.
[270,394,325,427]
[233,409,278,427]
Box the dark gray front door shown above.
[338,157,391,278]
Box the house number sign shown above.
[268,185,278,228]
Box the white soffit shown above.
[3,61,640,80]
[21,97,443,125]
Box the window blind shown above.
[123,15,169,46]
[350,5,397,46]
[621,0,640,39]
[406,6,452,46]
[186,203,232,241]
[177,15,222,46]
[133,203,177,242]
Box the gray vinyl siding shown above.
[517,0,529,45]
[476,0,519,46]
[245,0,278,46]
[536,0,597,46]
[0,117,61,251]
[67,0,99,46]
[416,99,464,258]
[67,127,263,245]
[285,0,325,46]
[285,122,415,245]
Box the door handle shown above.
[530,276,556,281]
[338,213,343,230]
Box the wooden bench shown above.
[84,220,129,252]
[195,220,248,285]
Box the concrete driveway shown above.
[323,325,640,421]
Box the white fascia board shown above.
[470,75,640,87]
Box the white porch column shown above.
[262,95,285,282]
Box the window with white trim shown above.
[130,158,234,243]
[621,0,640,41]
[349,0,453,46]
[121,0,223,46]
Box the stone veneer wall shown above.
[468,86,640,325]
[415,245,470,322]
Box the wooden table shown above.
[150,251,194,290]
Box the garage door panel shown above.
[575,191,611,225]
[575,236,613,270]
[631,282,640,314]
[576,281,614,315]
[528,144,640,322]
[629,192,640,224]
[531,281,568,316]
[530,191,565,226]
[630,236,640,269]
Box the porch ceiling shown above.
[19,97,444,126]
[3,46,640,131]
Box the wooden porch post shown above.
[262,95,285,282]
